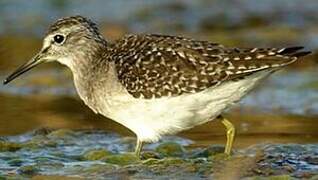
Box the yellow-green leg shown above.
[218,115,235,155]
[134,139,143,157]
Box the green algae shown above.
[7,158,23,166]
[32,175,84,180]
[139,157,213,177]
[47,129,76,139]
[155,142,186,157]
[103,153,139,165]
[0,141,22,152]
[83,164,116,174]
[248,175,293,180]
[208,153,231,161]
[191,145,225,158]
[22,135,58,151]
[82,149,113,161]
[301,81,318,90]
[269,175,293,180]
[140,151,161,160]
[142,157,185,166]
[310,175,318,180]
[17,165,39,176]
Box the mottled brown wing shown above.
[112,34,310,99]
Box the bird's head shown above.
[3,16,106,85]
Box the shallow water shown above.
[0,129,317,179]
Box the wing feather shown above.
[111,34,310,99]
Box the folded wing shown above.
[112,34,310,99]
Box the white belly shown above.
[92,71,270,142]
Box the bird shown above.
[3,16,311,157]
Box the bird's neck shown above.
[67,40,110,77]
[67,41,113,108]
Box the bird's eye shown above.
[53,34,65,44]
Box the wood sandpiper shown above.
[3,16,311,157]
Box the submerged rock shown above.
[139,157,212,178]
[0,141,22,152]
[141,151,161,160]
[155,142,186,157]
[82,149,113,161]
[190,145,225,158]
[17,165,39,176]
[47,129,76,139]
[247,174,293,180]
[7,158,23,166]
[24,135,58,149]
[103,153,139,165]
[83,164,117,175]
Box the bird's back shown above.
[110,34,310,99]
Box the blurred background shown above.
[0,0,317,147]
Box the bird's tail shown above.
[277,46,311,58]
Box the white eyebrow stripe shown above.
[42,36,53,50]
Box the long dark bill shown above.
[3,54,44,85]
